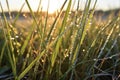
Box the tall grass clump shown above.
[0,0,120,80]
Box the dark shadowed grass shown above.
[0,0,120,80]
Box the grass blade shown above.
[18,50,45,80]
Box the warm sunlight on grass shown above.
[41,0,61,13]
[0,0,120,80]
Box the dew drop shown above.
[109,56,112,59]
[10,37,15,40]
[42,59,45,63]
[13,42,16,45]
[69,12,71,15]
[83,49,85,52]
[116,25,119,29]
[93,59,97,61]
[89,22,92,25]
[76,24,79,28]
[65,54,69,58]
[17,50,19,53]
[65,49,68,51]
[119,33,120,36]
[71,35,73,38]
[23,13,27,18]
[15,35,19,38]
[52,37,55,40]
[48,24,51,27]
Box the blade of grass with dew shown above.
[70,0,91,65]
[85,17,119,59]
[100,35,119,74]
[44,0,49,35]
[20,22,35,56]
[93,18,119,70]
[98,20,117,66]
[89,17,118,56]
[9,4,25,63]
[69,0,94,79]
[17,50,45,80]
[45,0,72,78]
[60,59,95,80]
[20,0,38,56]
[69,0,86,64]
[40,0,49,50]
[80,0,97,46]
[32,8,45,77]
[105,28,120,58]
[68,0,81,64]
[46,0,67,44]
[25,0,43,41]
[0,2,15,63]
[51,0,72,70]
[80,24,109,76]
[25,0,42,38]
[87,17,119,77]
[21,42,34,71]
[0,2,17,78]
[25,0,37,26]
[82,0,97,60]
[78,0,91,46]
[97,17,119,59]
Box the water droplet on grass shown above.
[76,24,79,28]
[116,25,119,29]
[82,49,85,52]
[109,56,112,59]
[42,59,45,63]
[15,35,19,38]
[52,37,55,40]
[10,37,15,40]
[119,33,120,36]
[17,50,19,53]
[93,59,97,61]
[13,42,16,45]
[69,12,71,15]
[89,22,92,25]
[66,54,69,57]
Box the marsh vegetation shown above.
[0,0,120,80]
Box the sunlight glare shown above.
[41,0,61,14]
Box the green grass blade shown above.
[13,3,25,25]
[18,50,45,80]
[0,41,7,66]
[6,0,12,20]
[46,0,67,43]
[70,0,92,65]
[45,0,72,78]
[19,1,40,56]
[0,2,17,78]
[51,0,72,69]
[20,23,35,55]
[25,0,37,25]
[96,17,119,59]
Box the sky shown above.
[0,0,120,13]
